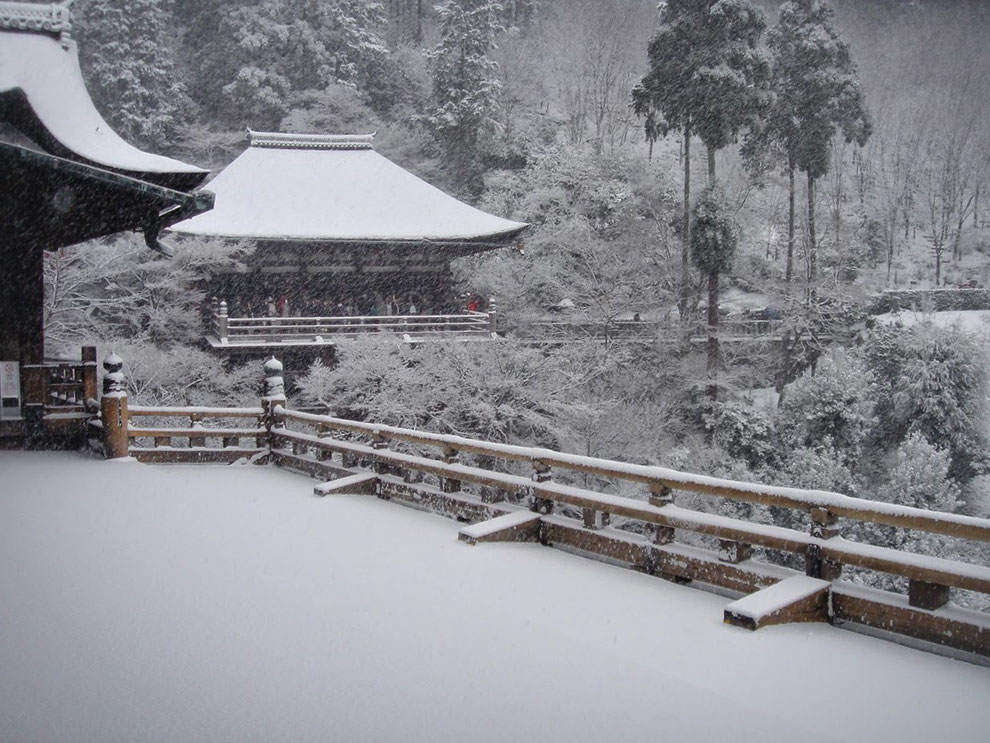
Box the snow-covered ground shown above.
[2,452,989,743]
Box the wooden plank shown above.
[314,473,379,497]
[459,511,542,545]
[130,448,263,464]
[831,584,990,658]
[724,576,831,630]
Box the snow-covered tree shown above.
[427,0,504,194]
[778,347,876,468]
[297,335,569,448]
[185,0,390,127]
[766,0,871,289]
[76,0,191,147]
[633,0,769,312]
[691,184,738,380]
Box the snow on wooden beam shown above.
[724,576,832,631]
[458,511,542,546]
[314,473,379,497]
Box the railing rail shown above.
[274,407,990,543]
[208,298,497,345]
[95,354,990,658]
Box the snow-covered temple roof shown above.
[169,131,528,248]
[0,1,212,249]
[0,0,207,191]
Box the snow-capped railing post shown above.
[806,508,842,580]
[217,300,229,342]
[440,446,461,493]
[488,298,498,335]
[261,356,286,452]
[531,459,554,515]
[649,484,675,545]
[370,428,390,475]
[100,352,129,459]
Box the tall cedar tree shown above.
[633,0,769,314]
[427,0,504,195]
[76,0,189,147]
[767,0,871,290]
[691,184,738,385]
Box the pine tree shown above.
[76,0,190,147]
[767,0,871,291]
[633,0,769,314]
[427,0,504,195]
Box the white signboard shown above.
[0,361,21,419]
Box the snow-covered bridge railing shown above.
[97,355,990,660]
[206,300,496,349]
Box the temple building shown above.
[168,131,527,351]
[0,0,212,445]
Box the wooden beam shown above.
[724,576,831,630]
[458,511,542,545]
[314,473,380,497]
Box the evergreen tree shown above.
[427,0,505,195]
[866,323,989,482]
[767,0,871,290]
[633,0,769,314]
[183,0,390,128]
[76,0,190,147]
[690,184,738,383]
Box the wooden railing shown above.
[207,299,496,347]
[98,355,990,659]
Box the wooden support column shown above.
[806,508,842,580]
[100,353,129,459]
[371,431,390,477]
[261,357,286,452]
[908,580,951,611]
[189,413,206,448]
[531,459,554,514]
[440,446,461,493]
[81,346,98,403]
[719,540,753,564]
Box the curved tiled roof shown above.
[169,132,527,247]
[0,7,206,185]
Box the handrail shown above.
[275,407,990,543]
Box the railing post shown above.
[440,446,462,493]
[100,352,129,459]
[217,300,229,342]
[81,346,98,404]
[488,297,498,335]
[648,484,675,544]
[806,507,842,580]
[261,356,286,453]
[531,459,554,514]
[371,429,390,475]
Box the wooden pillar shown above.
[531,459,553,514]
[440,446,461,493]
[81,346,98,404]
[806,508,842,581]
[100,352,129,458]
[261,356,286,451]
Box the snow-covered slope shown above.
[1,453,987,742]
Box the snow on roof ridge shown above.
[0,1,74,41]
[248,131,376,151]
